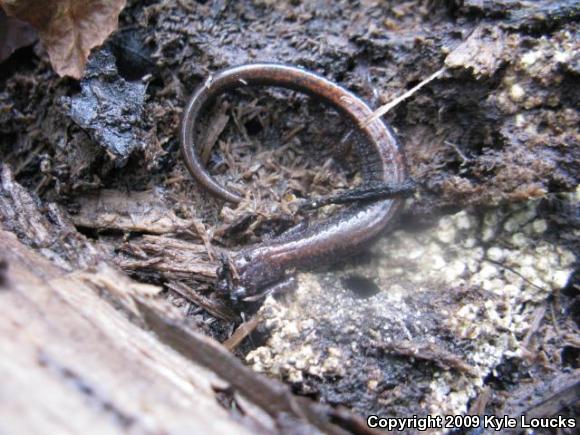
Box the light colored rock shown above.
[246,200,575,420]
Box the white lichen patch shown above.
[245,199,575,421]
[509,84,525,103]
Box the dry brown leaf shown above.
[0,0,126,78]
[0,8,37,62]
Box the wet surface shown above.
[246,195,577,419]
[68,49,148,162]
[0,0,578,429]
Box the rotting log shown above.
[0,229,378,434]
[0,165,375,434]
[0,230,257,434]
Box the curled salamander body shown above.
[180,63,407,302]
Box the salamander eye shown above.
[230,286,247,302]
[217,277,229,294]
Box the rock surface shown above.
[247,194,576,418]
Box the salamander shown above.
[180,63,407,303]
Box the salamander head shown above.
[216,255,248,303]
[216,251,285,304]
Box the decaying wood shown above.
[499,369,580,433]
[116,234,217,281]
[0,164,102,270]
[373,340,478,376]
[0,165,377,434]
[72,189,198,234]
[0,230,379,435]
[0,230,254,434]
[167,281,239,322]
[223,315,262,351]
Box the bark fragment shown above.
[72,188,196,234]
[67,48,147,161]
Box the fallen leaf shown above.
[0,8,37,62]
[0,0,127,78]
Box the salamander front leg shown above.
[217,253,296,306]
[240,274,297,303]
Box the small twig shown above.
[487,258,549,294]
[468,386,491,416]
[374,340,478,376]
[522,304,547,349]
[167,281,239,322]
[176,0,196,13]
[549,301,562,338]
[364,67,447,124]
[445,140,471,165]
[223,315,261,351]
[189,219,216,261]
[281,125,305,144]
[523,372,580,419]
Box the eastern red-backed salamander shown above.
[180,63,408,303]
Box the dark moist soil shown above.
[0,0,578,429]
